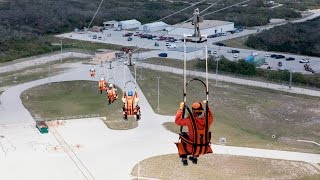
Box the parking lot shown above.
[58,28,320,74]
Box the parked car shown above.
[233,53,239,58]
[232,49,240,53]
[123,33,133,37]
[252,51,258,56]
[285,57,295,61]
[93,35,97,39]
[36,121,48,134]
[158,53,168,57]
[275,55,285,59]
[215,42,226,46]
[98,36,102,40]
[300,59,310,63]
[265,54,271,57]
[213,51,218,54]
[270,54,278,58]
[278,62,282,67]
[127,37,133,41]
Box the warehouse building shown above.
[114,19,141,30]
[139,21,168,32]
[166,20,234,36]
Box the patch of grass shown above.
[52,37,125,53]
[21,81,137,130]
[0,58,86,88]
[134,68,320,153]
[131,154,319,180]
[220,35,254,50]
[299,174,320,180]
[0,35,150,63]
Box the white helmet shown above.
[109,84,113,88]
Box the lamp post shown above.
[48,59,51,85]
[215,57,219,85]
[60,38,63,63]
[156,76,160,111]
[289,67,292,89]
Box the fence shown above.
[34,114,101,122]
[138,63,320,97]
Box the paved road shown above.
[0,62,320,179]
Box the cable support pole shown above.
[183,34,187,103]
[205,35,209,100]
[131,0,232,54]
[134,64,137,85]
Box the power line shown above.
[156,0,207,23]
[200,0,222,14]
[87,0,105,30]
[202,0,250,17]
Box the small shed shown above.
[103,20,118,29]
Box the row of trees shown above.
[246,17,320,57]
[0,0,306,62]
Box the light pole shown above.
[215,57,219,85]
[48,59,51,85]
[156,76,160,111]
[60,38,63,63]
[289,67,292,89]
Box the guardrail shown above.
[34,114,101,122]
[297,140,320,147]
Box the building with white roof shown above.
[139,21,168,32]
[114,19,141,30]
[166,20,234,36]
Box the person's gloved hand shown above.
[179,102,185,110]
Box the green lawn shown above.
[134,68,320,153]
[0,58,85,89]
[219,35,253,50]
[21,81,137,130]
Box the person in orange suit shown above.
[122,91,140,120]
[90,69,95,77]
[107,84,118,104]
[98,78,107,94]
[175,101,214,166]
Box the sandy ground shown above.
[131,154,320,180]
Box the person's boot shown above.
[181,158,188,166]
[189,156,198,164]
